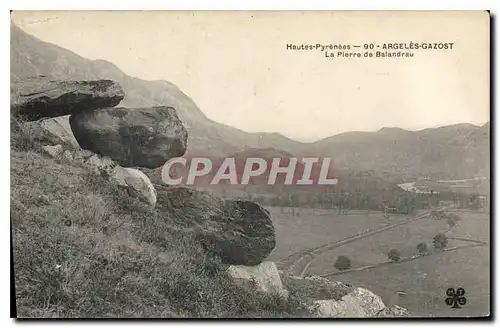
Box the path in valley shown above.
[317,240,487,278]
[277,207,443,278]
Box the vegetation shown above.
[387,249,401,262]
[334,256,352,271]
[10,131,310,318]
[10,115,41,152]
[416,243,428,255]
[433,233,448,250]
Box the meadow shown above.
[266,206,408,262]
[266,205,490,317]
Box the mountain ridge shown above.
[11,23,490,179]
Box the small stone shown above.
[42,144,63,158]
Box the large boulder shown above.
[110,167,157,206]
[156,187,276,265]
[309,287,386,318]
[70,106,187,169]
[11,77,124,121]
[226,261,287,297]
[199,200,276,266]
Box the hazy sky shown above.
[12,11,490,142]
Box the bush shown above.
[334,255,351,271]
[446,213,460,229]
[433,233,448,250]
[11,116,40,151]
[388,249,401,262]
[416,243,428,254]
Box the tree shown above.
[468,193,481,209]
[416,243,428,254]
[388,249,401,262]
[334,255,351,271]
[433,233,448,250]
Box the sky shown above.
[12,11,490,142]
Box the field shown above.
[266,206,490,317]
[265,206,408,262]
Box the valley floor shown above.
[268,206,490,317]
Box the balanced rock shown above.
[110,167,157,206]
[156,188,276,265]
[70,106,187,169]
[11,77,124,121]
[227,261,287,297]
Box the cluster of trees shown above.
[454,192,485,209]
[431,211,461,229]
[333,233,450,271]
[387,233,449,263]
[247,187,441,215]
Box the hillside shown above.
[11,147,311,317]
[11,24,489,179]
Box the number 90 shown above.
[364,43,374,50]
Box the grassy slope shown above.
[10,126,308,318]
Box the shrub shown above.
[11,116,40,151]
[416,243,428,254]
[433,233,448,250]
[334,255,351,271]
[445,213,460,229]
[388,249,401,262]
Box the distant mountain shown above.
[229,148,295,160]
[11,24,490,179]
[310,123,490,179]
[10,24,302,157]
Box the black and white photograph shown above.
[9,10,491,319]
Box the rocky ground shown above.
[10,76,408,318]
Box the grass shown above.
[10,125,312,318]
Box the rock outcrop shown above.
[70,106,188,169]
[309,287,386,318]
[42,144,63,158]
[110,167,157,206]
[11,77,124,121]
[227,261,287,297]
[376,305,410,317]
[84,153,117,177]
[282,275,353,302]
[22,115,79,149]
[156,188,276,266]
